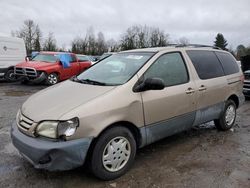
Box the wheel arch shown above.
[87,121,143,160]
[98,121,142,148]
[7,66,14,70]
[46,71,61,80]
[227,94,239,108]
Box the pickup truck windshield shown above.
[32,54,58,63]
[76,52,154,86]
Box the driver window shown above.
[144,52,189,87]
[70,55,77,63]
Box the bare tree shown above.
[71,37,87,54]
[71,29,109,55]
[33,25,42,51]
[107,38,120,52]
[13,19,42,54]
[178,37,189,45]
[43,32,57,51]
[86,27,96,55]
[120,25,169,50]
[96,32,108,55]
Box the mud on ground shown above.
[0,82,249,188]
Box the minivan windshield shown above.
[32,54,58,63]
[75,52,154,86]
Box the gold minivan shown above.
[11,45,245,180]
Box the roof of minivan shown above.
[121,46,225,53]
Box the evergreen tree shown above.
[214,33,228,50]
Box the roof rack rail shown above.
[175,44,222,50]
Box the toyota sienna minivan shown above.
[11,45,245,180]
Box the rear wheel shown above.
[4,69,16,82]
[214,100,236,131]
[90,126,136,180]
[46,73,59,85]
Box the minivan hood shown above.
[21,80,115,122]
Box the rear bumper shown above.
[11,121,92,171]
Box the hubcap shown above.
[102,136,131,172]
[225,105,236,126]
[48,74,57,84]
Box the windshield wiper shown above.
[79,78,107,86]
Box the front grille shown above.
[244,73,250,80]
[17,113,36,137]
[18,114,33,130]
[14,67,37,77]
[244,85,250,89]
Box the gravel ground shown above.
[0,81,250,188]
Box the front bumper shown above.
[11,122,92,171]
[0,68,8,77]
[243,80,250,97]
[15,70,47,83]
[243,88,250,97]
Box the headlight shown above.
[36,118,79,139]
[36,121,58,139]
[58,117,79,137]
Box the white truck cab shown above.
[0,36,26,81]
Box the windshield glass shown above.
[76,52,154,85]
[32,54,58,63]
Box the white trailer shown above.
[0,36,26,81]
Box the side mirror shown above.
[133,77,165,92]
[25,56,29,61]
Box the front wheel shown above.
[4,69,16,82]
[46,73,59,85]
[214,100,236,131]
[90,126,136,180]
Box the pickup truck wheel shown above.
[214,100,236,131]
[4,69,16,82]
[90,126,136,180]
[46,73,59,85]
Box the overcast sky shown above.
[0,0,249,49]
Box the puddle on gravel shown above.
[4,90,32,97]
[0,164,22,175]
[2,143,19,155]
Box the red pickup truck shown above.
[14,51,91,85]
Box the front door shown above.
[140,52,197,144]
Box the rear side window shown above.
[144,52,189,87]
[186,50,224,79]
[215,52,239,75]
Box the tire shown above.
[90,126,136,180]
[214,100,236,131]
[46,73,59,85]
[4,69,16,82]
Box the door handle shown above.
[198,85,207,91]
[186,87,195,94]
